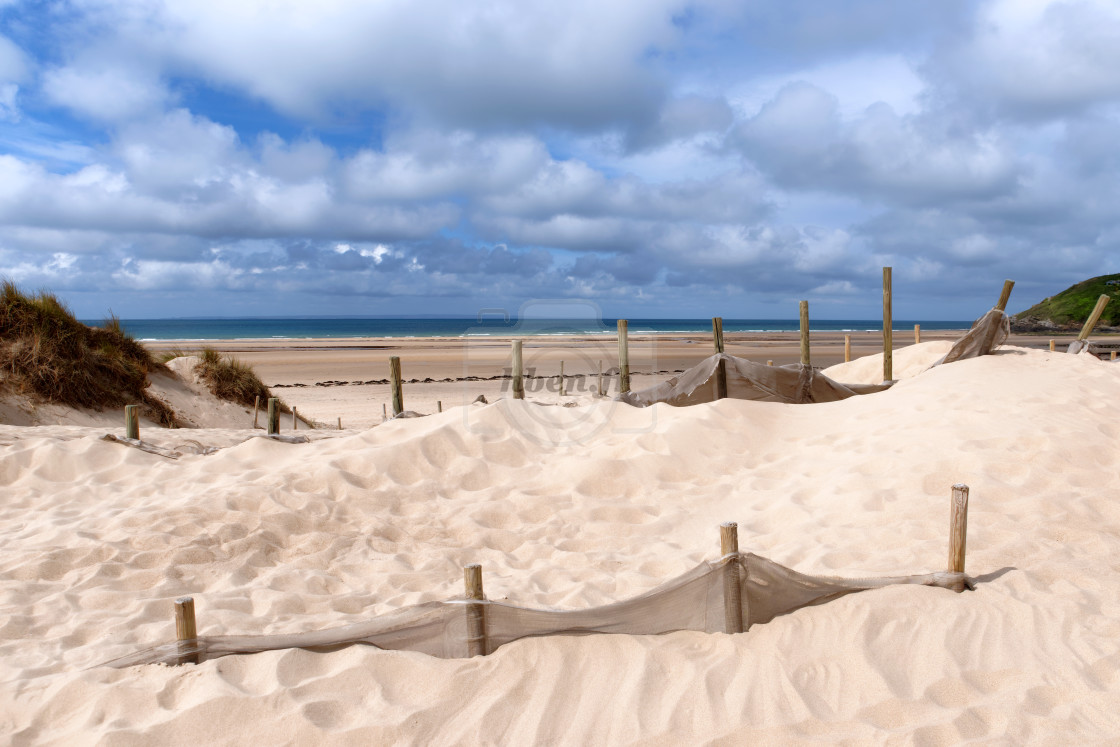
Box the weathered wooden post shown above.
[949,484,969,586]
[914,324,921,344]
[253,395,260,428]
[617,320,631,393]
[464,564,488,657]
[844,334,851,363]
[883,267,893,382]
[766,360,773,366]
[125,404,139,440]
[337,417,342,430]
[598,359,604,396]
[559,360,565,396]
[267,397,279,435]
[799,301,810,367]
[1078,295,1111,341]
[390,356,403,415]
[1049,339,1056,352]
[720,522,745,634]
[381,403,387,422]
[175,596,199,665]
[995,279,1015,312]
[292,407,298,431]
[511,340,525,400]
[437,401,443,413]
[713,317,727,400]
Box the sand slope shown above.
[1,346,1119,743]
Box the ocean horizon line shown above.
[87,316,978,342]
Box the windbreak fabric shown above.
[618,356,891,408]
[101,554,966,668]
[932,308,1010,366]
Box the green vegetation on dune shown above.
[0,281,178,424]
[195,346,292,415]
[1012,273,1120,330]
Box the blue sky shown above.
[0,0,1117,320]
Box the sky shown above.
[0,0,1117,320]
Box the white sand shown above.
[2,346,1119,743]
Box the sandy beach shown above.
[2,333,1119,743]
[146,330,1063,430]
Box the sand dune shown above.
[1,345,1119,743]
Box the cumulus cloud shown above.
[1,0,1118,318]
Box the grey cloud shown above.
[733,82,1020,204]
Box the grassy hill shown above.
[1011,274,1119,332]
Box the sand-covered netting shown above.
[2,344,1119,743]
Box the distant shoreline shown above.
[88,316,977,341]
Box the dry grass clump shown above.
[0,281,179,425]
[195,347,292,414]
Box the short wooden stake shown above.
[175,596,199,665]
[292,407,298,431]
[125,404,139,440]
[464,564,488,657]
[799,301,810,367]
[437,401,443,412]
[598,359,604,396]
[382,403,387,422]
[337,417,342,430]
[1112,351,1117,361]
[617,320,631,393]
[389,356,403,415]
[914,324,921,344]
[883,267,893,382]
[720,522,745,634]
[844,335,851,363]
[995,279,1015,312]
[766,360,773,366]
[267,397,279,435]
[253,395,260,428]
[511,340,525,400]
[949,484,969,574]
[559,360,565,396]
[1049,339,1056,352]
[1078,294,1111,341]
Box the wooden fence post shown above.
[713,317,727,400]
[382,404,387,422]
[1078,295,1111,341]
[253,395,260,428]
[720,522,745,634]
[995,279,1015,312]
[949,484,969,575]
[464,564,488,657]
[292,407,298,431]
[598,359,604,396]
[175,597,199,665]
[617,320,631,393]
[337,417,342,430]
[883,267,893,382]
[799,301,810,367]
[559,360,565,396]
[914,324,921,344]
[511,340,525,400]
[844,335,851,363]
[125,404,139,440]
[390,356,403,415]
[267,398,279,435]
[437,401,443,413]
[1049,339,1056,352]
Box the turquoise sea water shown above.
[83,317,975,341]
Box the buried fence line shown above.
[107,484,973,669]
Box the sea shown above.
[83,317,976,342]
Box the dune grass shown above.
[195,347,285,411]
[0,281,179,425]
